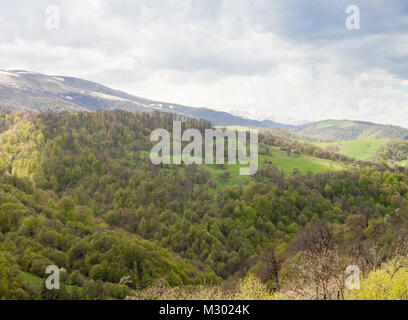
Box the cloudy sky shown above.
[0,0,407,125]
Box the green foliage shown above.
[373,140,408,166]
[346,258,408,300]
[129,273,283,300]
[233,273,283,300]
[294,119,408,141]
[1,110,408,300]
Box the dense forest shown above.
[1,109,408,299]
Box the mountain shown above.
[161,105,294,128]
[0,70,156,113]
[292,119,408,141]
[0,69,292,128]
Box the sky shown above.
[0,0,407,126]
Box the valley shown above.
[1,72,408,300]
[0,107,407,300]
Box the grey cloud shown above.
[0,0,407,126]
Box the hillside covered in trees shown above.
[293,120,408,141]
[1,109,408,299]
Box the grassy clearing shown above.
[312,139,389,161]
[259,153,349,174]
[201,163,249,190]
[315,120,355,128]
[24,272,43,285]
[23,272,83,295]
[142,147,352,190]
[398,159,408,167]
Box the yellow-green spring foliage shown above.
[346,258,408,300]
[233,273,283,300]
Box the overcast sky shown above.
[0,0,407,125]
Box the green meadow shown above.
[311,139,389,161]
[315,120,356,128]
[23,272,83,296]
[143,146,352,190]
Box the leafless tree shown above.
[289,220,333,254]
[259,247,282,290]
[283,248,350,300]
[283,221,351,300]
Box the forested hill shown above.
[292,119,408,141]
[1,109,408,299]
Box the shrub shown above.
[346,257,408,300]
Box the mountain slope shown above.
[0,109,356,295]
[159,105,294,128]
[0,70,152,113]
[0,69,291,128]
[292,119,408,141]
[0,168,203,299]
[2,109,408,300]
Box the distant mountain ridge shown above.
[160,105,294,128]
[0,69,292,128]
[292,119,408,141]
[2,70,408,140]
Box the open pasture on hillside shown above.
[311,139,389,161]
